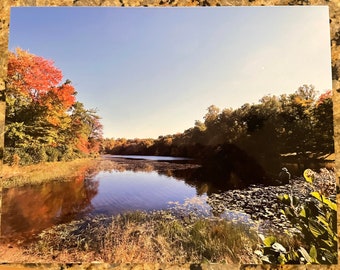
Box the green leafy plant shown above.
[255,168,337,264]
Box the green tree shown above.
[312,91,334,157]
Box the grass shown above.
[25,210,261,264]
[2,159,261,263]
[1,158,102,188]
[2,158,321,264]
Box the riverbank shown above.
[1,156,202,189]
[1,157,337,264]
[1,158,101,188]
[2,178,320,265]
[0,209,261,264]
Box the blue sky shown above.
[8,6,332,139]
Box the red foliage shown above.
[8,48,63,99]
[317,90,332,106]
[7,48,76,109]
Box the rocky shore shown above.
[206,172,337,234]
[102,156,337,236]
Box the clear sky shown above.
[8,6,332,139]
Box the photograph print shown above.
[1,6,337,265]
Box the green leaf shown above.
[320,239,336,249]
[303,169,314,184]
[310,192,337,211]
[287,250,300,263]
[278,194,291,205]
[308,219,325,238]
[310,191,322,201]
[263,236,276,247]
[317,215,329,227]
[316,215,336,237]
[299,207,306,218]
[319,248,337,264]
[323,198,337,211]
[278,253,288,265]
[284,206,295,218]
[309,245,317,261]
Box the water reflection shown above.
[90,170,196,215]
[2,155,334,242]
[166,168,242,195]
[2,169,99,242]
[103,156,248,195]
[1,157,202,241]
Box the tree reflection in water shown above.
[3,156,328,242]
[1,165,100,242]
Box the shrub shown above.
[255,168,337,264]
[45,146,62,162]
[27,146,48,163]
[4,147,34,165]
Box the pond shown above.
[1,154,333,242]
[91,170,198,215]
[1,155,221,241]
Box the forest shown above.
[102,85,334,178]
[4,49,334,177]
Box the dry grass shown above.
[1,158,101,188]
[23,210,261,264]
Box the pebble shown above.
[206,177,336,234]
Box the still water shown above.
[3,154,328,241]
[1,156,212,241]
[91,170,197,214]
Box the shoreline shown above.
[1,158,101,188]
[0,157,337,264]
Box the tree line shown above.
[103,85,333,175]
[4,49,334,173]
[4,48,103,165]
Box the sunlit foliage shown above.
[256,169,337,264]
[4,49,103,164]
[104,84,333,175]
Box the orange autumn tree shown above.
[69,102,103,155]
[5,48,103,164]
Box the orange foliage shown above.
[88,139,101,154]
[8,48,76,110]
[76,136,90,154]
[46,114,61,126]
[6,48,103,157]
[50,84,76,109]
[8,48,62,99]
